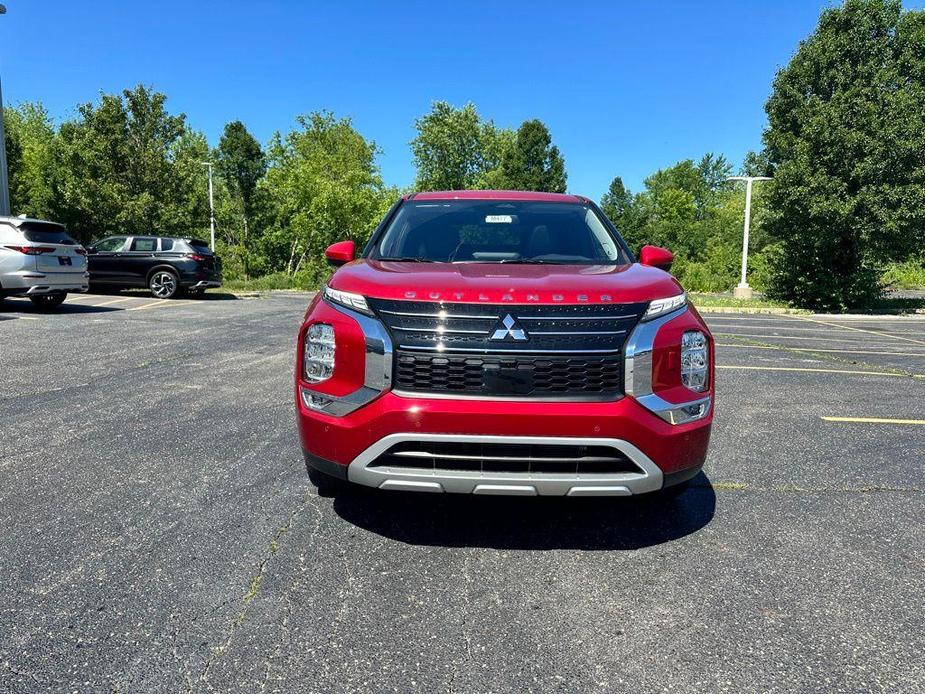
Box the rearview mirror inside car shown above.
[325,240,356,267]
[639,245,674,272]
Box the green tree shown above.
[49,84,207,243]
[497,119,567,192]
[3,102,56,219]
[410,101,507,191]
[216,121,267,278]
[263,112,393,276]
[740,150,773,177]
[600,176,642,247]
[763,0,925,310]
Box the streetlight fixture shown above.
[201,161,215,250]
[726,175,772,299]
[0,3,11,216]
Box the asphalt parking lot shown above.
[2,292,923,693]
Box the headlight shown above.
[303,323,335,383]
[681,330,709,391]
[323,286,372,315]
[643,292,687,321]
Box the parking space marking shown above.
[717,365,924,378]
[716,343,925,357]
[709,321,925,336]
[83,296,136,308]
[125,299,172,311]
[714,331,898,344]
[822,416,925,425]
[126,299,200,312]
[790,315,925,347]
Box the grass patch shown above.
[689,293,798,310]
[223,272,319,292]
[881,259,925,290]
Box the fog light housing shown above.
[681,330,708,391]
[303,323,335,383]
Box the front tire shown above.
[149,270,180,299]
[29,292,67,309]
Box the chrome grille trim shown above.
[366,298,648,398]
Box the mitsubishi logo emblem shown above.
[491,314,528,341]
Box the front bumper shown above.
[297,389,711,496]
[296,298,713,496]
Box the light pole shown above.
[726,175,772,299]
[0,4,10,217]
[202,161,215,250]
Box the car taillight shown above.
[74,247,87,255]
[4,245,56,255]
[303,323,336,383]
[681,330,709,391]
[184,253,206,261]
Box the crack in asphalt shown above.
[192,492,311,692]
[257,499,322,692]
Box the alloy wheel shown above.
[150,271,178,298]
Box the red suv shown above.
[296,191,713,497]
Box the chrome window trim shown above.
[623,305,711,425]
[348,434,664,496]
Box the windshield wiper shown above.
[377,257,438,263]
[497,258,567,265]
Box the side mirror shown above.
[639,245,673,272]
[325,240,356,267]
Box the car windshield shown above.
[371,200,631,264]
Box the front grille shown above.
[367,298,647,399]
[396,353,623,396]
[368,440,640,475]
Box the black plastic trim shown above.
[662,463,704,488]
[303,450,349,480]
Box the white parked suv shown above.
[0,216,89,308]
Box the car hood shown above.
[328,260,683,305]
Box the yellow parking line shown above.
[717,365,924,378]
[126,299,199,312]
[126,299,171,311]
[822,416,925,425]
[62,294,104,301]
[714,332,891,344]
[791,315,925,347]
[710,322,925,336]
[83,296,135,307]
[715,344,925,357]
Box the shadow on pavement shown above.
[330,472,715,550]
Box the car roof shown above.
[0,215,66,229]
[406,190,586,203]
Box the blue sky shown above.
[2,1,921,199]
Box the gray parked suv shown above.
[0,216,88,308]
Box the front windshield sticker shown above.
[485,215,514,224]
